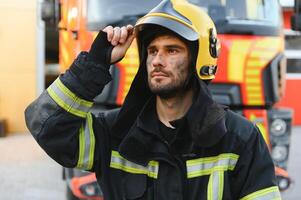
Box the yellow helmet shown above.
[135,0,220,80]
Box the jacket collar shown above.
[185,80,228,147]
[117,80,228,165]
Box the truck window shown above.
[285,35,301,74]
[286,59,301,74]
[86,0,281,36]
[87,0,161,31]
[189,0,281,35]
[190,0,279,24]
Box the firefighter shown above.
[25,0,281,199]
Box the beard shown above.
[148,71,194,99]
[149,82,184,99]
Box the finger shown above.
[119,26,128,44]
[103,26,114,42]
[126,24,134,35]
[111,27,121,46]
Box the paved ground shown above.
[0,127,301,200]
[0,134,66,200]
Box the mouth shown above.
[151,71,169,78]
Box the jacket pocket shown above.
[123,174,147,200]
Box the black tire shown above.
[66,184,80,200]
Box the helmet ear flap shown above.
[209,28,220,58]
[198,28,219,79]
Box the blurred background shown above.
[0,0,301,199]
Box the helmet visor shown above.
[136,15,199,41]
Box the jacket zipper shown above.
[164,140,188,200]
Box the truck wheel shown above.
[66,184,79,200]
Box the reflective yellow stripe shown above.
[208,171,224,200]
[76,113,95,170]
[187,154,238,200]
[47,87,85,117]
[55,78,93,107]
[110,151,159,179]
[186,153,239,178]
[77,125,85,168]
[87,113,95,170]
[208,171,213,200]
[240,186,281,200]
[218,171,224,199]
[47,78,93,118]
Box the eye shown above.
[147,48,157,56]
[168,48,178,54]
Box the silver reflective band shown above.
[47,78,93,118]
[240,186,281,200]
[110,151,159,178]
[186,153,239,178]
[207,171,224,200]
[77,113,95,170]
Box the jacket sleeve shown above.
[25,48,113,172]
[233,126,281,200]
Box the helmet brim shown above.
[135,15,199,41]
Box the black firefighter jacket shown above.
[25,50,281,200]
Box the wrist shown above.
[88,31,114,66]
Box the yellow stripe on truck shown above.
[228,40,252,83]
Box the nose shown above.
[151,51,165,68]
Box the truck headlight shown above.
[270,119,287,136]
[271,146,288,162]
[80,182,102,197]
[278,177,290,191]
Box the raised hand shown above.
[103,25,135,64]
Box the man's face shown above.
[146,34,191,98]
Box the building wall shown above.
[0,1,39,134]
